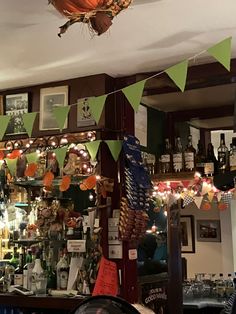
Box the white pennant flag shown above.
[194,196,203,209]
[217,192,222,202]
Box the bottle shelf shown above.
[151,172,196,182]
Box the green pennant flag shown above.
[52,106,70,131]
[87,95,107,124]
[5,158,17,176]
[53,146,68,169]
[122,80,146,112]
[22,112,37,137]
[207,37,232,71]
[85,140,101,161]
[105,140,123,162]
[165,60,188,92]
[26,152,39,164]
[0,115,10,140]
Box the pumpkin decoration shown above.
[49,0,132,36]
[25,163,38,177]
[43,171,54,187]
[59,175,71,192]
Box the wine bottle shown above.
[46,253,57,290]
[229,137,236,171]
[172,137,183,172]
[184,135,196,172]
[204,143,217,176]
[195,140,205,175]
[160,138,172,173]
[217,133,229,173]
[14,253,24,286]
[56,253,69,290]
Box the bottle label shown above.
[173,153,183,171]
[60,270,68,289]
[230,154,236,168]
[218,152,227,169]
[14,274,23,286]
[184,152,194,170]
[160,154,170,163]
[204,162,214,175]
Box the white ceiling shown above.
[0,0,236,90]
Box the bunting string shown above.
[0,37,232,137]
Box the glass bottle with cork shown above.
[159,138,172,173]
[229,137,236,171]
[204,143,217,176]
[195,140,206,176]
[218,133,229,173]
[172,137,183,172]
[184,135,196,172]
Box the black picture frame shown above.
[180,215,195,253]
[197,219,221,242]
[4,92,29,135]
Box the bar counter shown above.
[183,298,225,314]
[0,293,85,313]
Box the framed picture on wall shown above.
[39,86,68,131]
[180,215,195,253]
[197,219,221,242]
[77,97,96,127]
[5,93,29,135]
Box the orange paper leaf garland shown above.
[43,171,54,187]
[60,175,71,192]
[8,150,21,159]
[79,175,97,191]
[25,163,38,177]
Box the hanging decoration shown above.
[53,146,68,169]
[88,95,107,124]
[22,112,37,137]
[207,37,232,71]
[152,173,234,212]
[85,140,101,161]
[122,80,146,112]
[104,140,123,162]
[165,60,188,92]
[0,37,232,141]
[53,106,71,132]
[49,0,132,37]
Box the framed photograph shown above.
[197,219,221,242]
[5,93,29,135]
[180,215,195,253]
[77,97,96,127]
[40,86,68,131]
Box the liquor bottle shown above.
[195,140,206,175]
[218,133,229,173]
[14,253,24,286]
[9,246,19,269]
[56,253,69,290]
[216,273,225,299]
[46,254,57,290]
[172,137,183,172]
[31,253,44,293]
[41,249,47,271]
[204,143,217,176]
[225,273,234,298]
[184,135,196,172]
[230,138,236,171]
[160,138,172,173]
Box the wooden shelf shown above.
[152,172,195,182]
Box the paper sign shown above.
[128,249,137,260]
[67,240,86,253]
[92,256,118,296]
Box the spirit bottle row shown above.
[159,133,236,176]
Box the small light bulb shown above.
[96,175,101,180]
[14,143,19,147]
[19,150,23,154]
[51,141,56,146]
[26,144,30,148]
[89,193,94,201]
[164,210,167,217]
[83,152,88,157]
[83,164,87,169]
[29,140,34,144]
